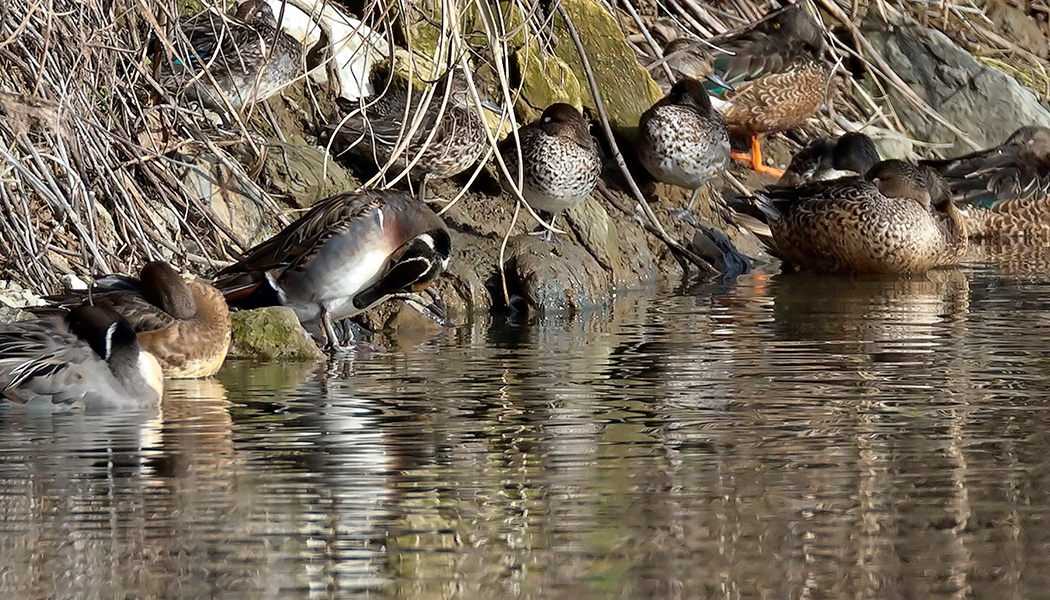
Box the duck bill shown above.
[480,98,504,115]
[704,72,735,93]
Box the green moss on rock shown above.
[228,307,324,361]
[514,49,584,121]
[551,0,663,133]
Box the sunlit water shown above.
[3,244,1050,598]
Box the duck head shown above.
[140,261,197,320]
[538,103,593,148]
[65,305,164,402]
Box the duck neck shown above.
[107,346,164,403]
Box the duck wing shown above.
[39,278,177,334]
[329,91,451,155]
[924,145,1050,210]
[0,324,85,407]
[214,192,382,299]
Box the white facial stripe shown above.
[418,232,435,249]
[105,322,117,360]
[264,271,288,304]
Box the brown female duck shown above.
[756,160,968,274]
[326,67,499,197]
[637,77,731,215]
[921,125,1050,239]
[704,3,829,177]
[38,261,231,379]
[499,103,603,240]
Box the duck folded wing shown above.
[214,193,381,292]
[330,92,450,152]
[0,328,81,408]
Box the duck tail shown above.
[213,275,283,310]
[752,192,782,223]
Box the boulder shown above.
[227,307,324,361]
[503,234,611,314]
[862,11,1050,153]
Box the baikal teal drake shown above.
[703,3,830,177]
[921,125,1050,239]
[213,190,452,348]
[0,307,164,412]
[162,0,303,112]
[755,160,968,274]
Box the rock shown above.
[227,307,325,361]
[513,49,585,121]
[0,280,44,309]
[62,273,88,291]
[980,0,1047,58]
[503,234,610,314]
[258,141,359,210]
[181,152,278,249]
[551,0,663,132]
[862,11,1050,153]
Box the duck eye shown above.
[773,22,781,30]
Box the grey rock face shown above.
[862,11,1050,154]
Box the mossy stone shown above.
[228,307,324,361]
[551,0,663,134]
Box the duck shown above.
[755,159,968,274]
[162,0,303,112]
[0,306,164,412]
[326,66,499,198]
[777,131,880,187]
[702,3,830,178]
[920,125,1050,239]
[213,190,452,347]
[498,103,603,241]
[34,261,231,379]
[636,76,731,215]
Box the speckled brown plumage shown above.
[707,4,828,136]
[637,77,730,207]
[499,103,602,221]
[758,160,968,274]
[163,0,303,112]
[327,68,490,182]
[921,125,1050,239]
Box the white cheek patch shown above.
[708,96,730,111]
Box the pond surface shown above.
[3,244,1050,599]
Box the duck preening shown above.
[0,306,164,412]
[213,190,452,348]
[35,261,231,379]
[921,125,1050,239]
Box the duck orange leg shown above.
[731,134,786,178]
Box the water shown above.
[3,245,1050,599]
